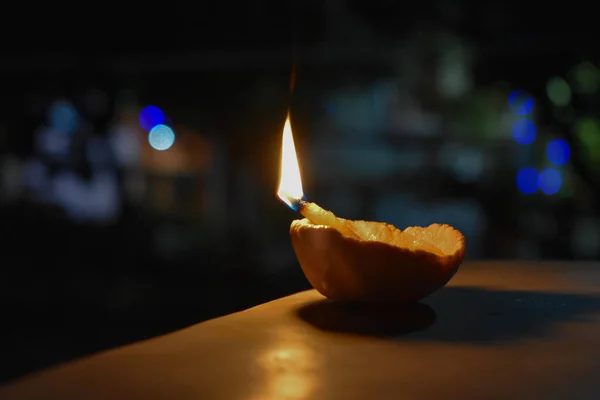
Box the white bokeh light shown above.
[148,124,175,151]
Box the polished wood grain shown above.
[2,261,600,399]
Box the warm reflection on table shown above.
[2,262,600,399]
[252,324,318,399]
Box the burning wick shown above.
[276,114,358,238]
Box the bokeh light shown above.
[516,168,538,194]
[49,99,79,133]
[538,168,562,195]
[546,77,571,107]
[512,119,536,144]
[508,90,534,115]
[575,117,600,163]
[139,105,165,131]
[570,61,600,94]
[148,125,175,151]
[546,139,570,165]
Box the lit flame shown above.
[277,114,303,208]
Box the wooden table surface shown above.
[2,261,600,400]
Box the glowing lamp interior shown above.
[277,115,304,208]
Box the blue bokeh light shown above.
[139,105,165,131]
[49,99,79,133]
[512,119,536,144]
[516,168,539,194]
[148,125,175,151]
[538,168,562,195]
[508,90,534,115]
[546,139,570,165]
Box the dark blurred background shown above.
[1,0,599,383]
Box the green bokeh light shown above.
[575,117,600,163]
[570,62,600,93]
[546,77,571,106]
